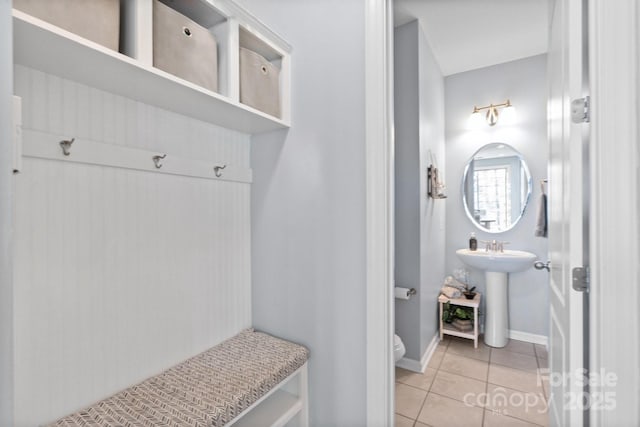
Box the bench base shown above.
[49,329,310,427]
[229,363,308,427]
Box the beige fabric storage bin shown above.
[239,47,281,118]
[153,0,218,93]
[14,0,120,51]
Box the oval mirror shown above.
[462,143,532,233]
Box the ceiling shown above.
[394,0,550,76]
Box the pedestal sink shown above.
[456,248,537,348]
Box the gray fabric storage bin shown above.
[239,47,280,118]
[14,0,120,51]
[153,0,218,93]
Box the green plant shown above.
[442,302,474,323]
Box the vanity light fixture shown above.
[470,100,515,126]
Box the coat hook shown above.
[60,138,75,156]
[213,164,227,177]
[153,154,167,169]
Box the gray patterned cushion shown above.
[49,329,309,426]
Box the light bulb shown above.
[467,111,484,129]
[500,105,517,125]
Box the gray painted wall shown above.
[239,1,367,425]
[394,21,446,362]
[444,54,549,337]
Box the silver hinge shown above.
[572,266,589,292]
[571,96,590,124]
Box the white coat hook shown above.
[153,154,167,169]
[213,164,227,177]
[59,138,75,156]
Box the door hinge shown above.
[571,96,590,124]
[572,266,589,292]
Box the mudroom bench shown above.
[49,329,310,427]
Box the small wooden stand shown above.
[439,292,481,348]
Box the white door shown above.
[547,0,588,425]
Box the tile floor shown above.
[395,336,549,427]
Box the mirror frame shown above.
[461,143,533,234]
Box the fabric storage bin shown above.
[153,0,218,93]
[14,0,120,51]
[239,47,281,118]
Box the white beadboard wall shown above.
[13,64,252,426]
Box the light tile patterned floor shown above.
[395,336,549,427]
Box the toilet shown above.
[394,334,406,362]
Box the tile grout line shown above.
[413,390,428,426]
[446,338,488,426]
[481,347,492,427]
[485,381,548,401]
[489,360,539,372]
[440,342,544,385]
[427,390,487,410]
[412,338,449,426]
[413,338,451,426]
[487,408,547,427]
[535,354,550,402]
[487,343,549,426]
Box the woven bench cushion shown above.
[49,329,309,427]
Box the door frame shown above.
[365,0,395,426]
[0,1,13,426]
[363,0,640,425]
[588,0,639,425]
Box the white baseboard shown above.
[508,329,548,346]
[395,357,421,372]
[395,334,439,373]
[478,324,548,348]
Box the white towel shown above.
[441,286,462,299]
[535,193,548,237]
[444,276,467,291]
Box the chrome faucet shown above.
[482,239,509,253]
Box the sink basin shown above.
[456,249,537,273]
